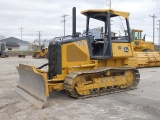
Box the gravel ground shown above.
[0,56,160,120]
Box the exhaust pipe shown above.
[72,7,76,37]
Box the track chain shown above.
[64,67,140,99]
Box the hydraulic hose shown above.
[37,63,49,69]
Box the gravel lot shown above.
[0,56,160,120]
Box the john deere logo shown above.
[124,47,129,52]
[77,41,84,46]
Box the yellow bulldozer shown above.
[130,29,154,52]
[123,29,160,68]
[32,48,48,59]
[15,7,160,109]
[124,29,160,68]
[32,36,73,59]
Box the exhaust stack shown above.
[72,7,76,37]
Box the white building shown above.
[83,27,117,38]
[5,42,20,51]
[83,28,102,39]
[0,37,31,51]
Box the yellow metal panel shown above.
[81,9,130,19]
[125,52,160,67]
[62,39,90,67]
[112,43,134,58]
[66,44,87,62]
[133,29,143,32]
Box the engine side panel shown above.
[112,42,134,58]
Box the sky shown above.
[0,0,160,44]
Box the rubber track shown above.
[64,67,140,99]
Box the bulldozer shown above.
[32,47,48,59]
[123,29,160,68]
[32,36,73,59]
[16,7,141,108]
[130,29,154,52]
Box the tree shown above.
[0,34,5,40]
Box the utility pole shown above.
[149,14,157,43]
[38,31,41,47]
[106,0,111,9]
[158,20,160,51]
[61,14,69,36]
[109,0,111,9]
[19,27,24,40]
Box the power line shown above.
[149,14,157,43]
[19,27,24,40]
[61,14,69,36]
[119,17,125,31]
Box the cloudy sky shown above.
[0,0,160,43]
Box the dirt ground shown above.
[0,56,160,120]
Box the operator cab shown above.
[125,29,143,41]
[134,30,142,40]
[125,29,143,46]
[132,29,142,46]
[81,9,132,59]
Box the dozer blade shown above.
[15,64,48,109]
[32,52,41,58]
